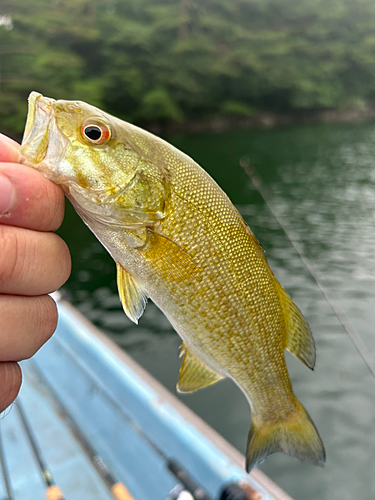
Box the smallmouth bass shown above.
[20,92,325,471]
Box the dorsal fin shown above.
[116,263,147,324]
[273,279,316,369]
[177,343,224,393]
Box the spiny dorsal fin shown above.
[116,263,147,324]
[177,343,224,393]
[273,279,316,369]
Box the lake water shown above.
[57,121,375,500]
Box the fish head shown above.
[20,92,169,228]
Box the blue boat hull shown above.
[1,300,292,500]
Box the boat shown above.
[0,298,293,500]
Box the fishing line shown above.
[0,426,13,500]
[239,157,375,379]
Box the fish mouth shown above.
[20,92,55,165]
[20,92,68,182]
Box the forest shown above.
[1,0,375,137]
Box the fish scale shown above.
[161,171,283,373]
[20,91,325,472]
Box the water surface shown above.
[57,121,375,500]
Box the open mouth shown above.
[20,92,55,165]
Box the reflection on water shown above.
[58,121,375,500]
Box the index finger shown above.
[0,133,20,163]
[0,163,65,232]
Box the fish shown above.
[20,91,325,471]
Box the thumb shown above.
[0,133,20,163]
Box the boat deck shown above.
[1,301,292,500]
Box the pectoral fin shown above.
[143,229,200,283]
[116,263,147,324]
[274,279,315,369]
[177,343,224,393]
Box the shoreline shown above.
[6,106,375,144]
[142,106,375,136]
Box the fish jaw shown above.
[21,92,53,165]
[20,92,170,232]
[20,93,119,221]
[20,92,71,184]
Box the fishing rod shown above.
[31,343,254,500]
[29,359,214,500]
[239,157,375,379]
[0,426,13,500]
[15,401,65,500]
[28,361,137,500]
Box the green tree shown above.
[1,0,375,138]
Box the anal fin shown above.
[116,263,147,324]
[274,279,315,369]
[177,343,224,393]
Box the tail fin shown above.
[246,399,325,472]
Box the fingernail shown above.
[0,175,16,216]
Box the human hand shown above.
[0,133,71,412]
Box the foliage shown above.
[1,0,375,137]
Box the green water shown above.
[57,121,375,500]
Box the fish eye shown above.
[81,120,111,145]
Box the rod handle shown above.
[45,485,65,500]
[111,482,136,500]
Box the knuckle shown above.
[0,227,71,295]
[37,234,71,294]
[37,182,64,231]
[23,296,58,359]
[0,226,25,287]
[40,295,58,339]
[0,362,22,412]
[54,236,72,287]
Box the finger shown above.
[0,225,71,296]
[0,163,65,231]
[0,134,20,163]
[0,362,22,413]
[0,295,57,361]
